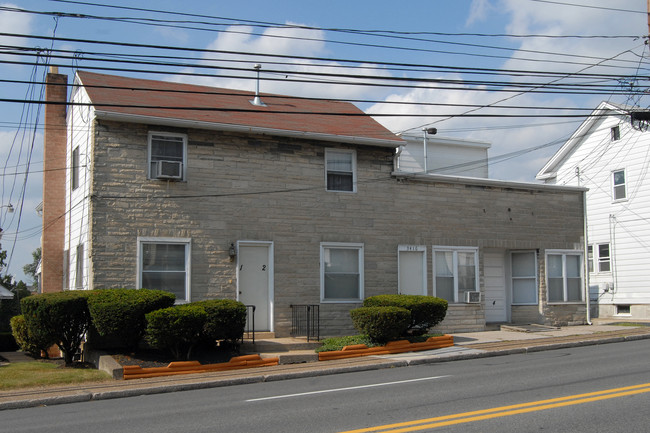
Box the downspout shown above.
[393,144,404,171]
[583,188,592,325]
[577,167,592,325]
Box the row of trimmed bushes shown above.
[10,289,246,364]
[350,295,448,343]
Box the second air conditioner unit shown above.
[464,291,481,303]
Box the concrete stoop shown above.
[241,337,322,365]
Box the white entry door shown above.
[484,251,508,323]
[398,246,427,296]
[237,242,273,331]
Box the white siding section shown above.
[64,83,94,290]
[397,135,490,178]
[541,103,650,311]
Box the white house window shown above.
[138,237,191,303]
[587,245,593,273]
[148,133,187,181]
[320,242,363,302]
[325,149,356,192]
[546,250,583,303]
[511,251,538,305]
[71,146,80,190]
[597,243,611,272]
[610,125,620,141]
[433,246,478,303]
[74,244,84,289]
[612,169,626,201]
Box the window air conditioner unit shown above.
[464,291,481,304]
[155,160,183,180]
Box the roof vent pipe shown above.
[250,64,267,107]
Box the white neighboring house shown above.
[536,101,650,320]
[396,133,490,178]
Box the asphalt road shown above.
[3,339,650,432]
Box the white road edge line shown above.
[246,375,450,402]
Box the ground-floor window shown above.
[546,250,583,302]
[511,251,538,305]
[137,237,191,303]
[432,246,478,303]
[320,242,364,302]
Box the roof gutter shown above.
[392,171,588,193]
[93,110,404,148]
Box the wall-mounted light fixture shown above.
[229,243,237,262]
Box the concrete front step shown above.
[241,337,322,354]
[260,350,319,365]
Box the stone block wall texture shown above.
[88,120,585,336]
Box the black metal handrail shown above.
[245,305,256,344]
[290,304,320,342]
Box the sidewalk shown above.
[2,322,650,411]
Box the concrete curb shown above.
[2,330,650,411]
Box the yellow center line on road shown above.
[338,382,650,433]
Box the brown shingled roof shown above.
[76,71,402,146]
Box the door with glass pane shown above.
[237,242,273,331]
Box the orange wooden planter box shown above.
[318,335,454,361]
[122,354,279,380]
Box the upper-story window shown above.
[612,169,626,201]
[148,132,187,181]
[611,125,620,141]
[71,146,80,190]
[325,149,356,192]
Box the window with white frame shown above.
[74,244,83,289]
[148,132,187,181]
[511,251,538,305]
[546,250,583,303]
[612,169,626,201]
[325,149,356,192]
[138,238,191,302]
[433,247,478,303]
[320,243,363,302]
[597,243,611,272]
[71,146,80,190]
[610,125,620,141]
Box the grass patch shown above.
[0,361,112,391]
[316,333,444,353]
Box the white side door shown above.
[398,246,427,296]
[484,251,508,322]
[237,242,273,332]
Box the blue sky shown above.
[0,0,647,282]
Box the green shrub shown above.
[350,306,410,344]
[195,299,247,346]
[86,288,175,350]
[145,304,207,360]
[20,292,91,365]
[10,314,53,357]
[363,295,448,336]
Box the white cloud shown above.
[175,24,394,100]
[0,3,33,66]
[466,0,495,26]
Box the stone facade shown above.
[82,119,587,337]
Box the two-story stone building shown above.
[42,69,589,337]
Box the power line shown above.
[529,0,647,15]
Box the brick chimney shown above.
[41,67,67,293]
